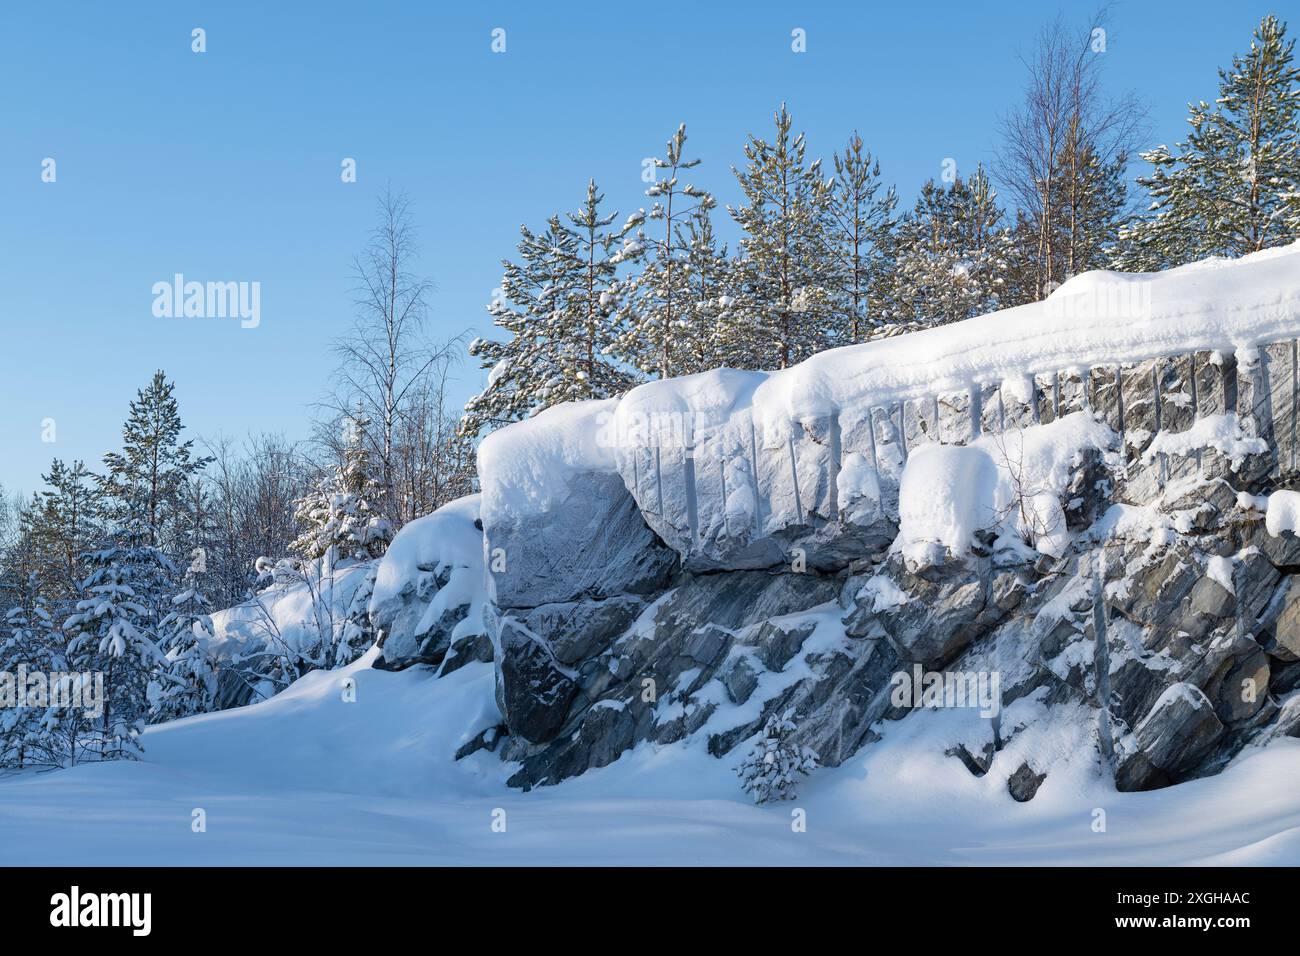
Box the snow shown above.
[479,241,1300,526]
[1266,490,1300,536]
[896,412,1115,559]
[1207,555,1236,594]
[3,645,1300,864]
[855,574,911,613]
[208,559,371,665]
[897,442,999,557]
[477,398,619,526]
[1144,412,1267,467]
[370,493,483,611]
[836,450,880,517]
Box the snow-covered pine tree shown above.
[462,182,642,437]
[673,203,736,374]
[563,179,644,395]
[150,568,217,723]
[64,521,172,760]
[826,132,898,343]
[615,124,714,379]
[728,104,837,369]
[891,166,1008,325]
[1116,15,1300,270]
[735,708,819,803]
[291,412,393,562]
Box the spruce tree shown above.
[64,522,172,760]
[735,708,819,803]
[1116,15,1300,269]
[337,564,377,668]
[729,104,837,368]
[151,568,217,723]
[291,413,393,563]
[0,576,58,768]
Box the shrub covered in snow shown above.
[736,708,819,803]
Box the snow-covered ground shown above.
[2,646,1298,866]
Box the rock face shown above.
[495,568,906,788]
[484,471,679,748]
[371,336,1300,798]
[485,472,678,609]
[371,496,490,674]
[1115,684,1225,791]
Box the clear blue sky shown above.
[0,0,1287,499]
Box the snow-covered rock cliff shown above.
[366,243,1300,799]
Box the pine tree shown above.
[728,104,837,368]
[674,204,736,374]
[891,166,1009,325]
[291,413,393,563]
[100,371,212,558]
[1116,15,1300,270]
[563,179,644,396]
[1053,121,1129,278]
[462,183,641,436]
[735,708,819,803]
[19,459,101,603]
[826,132,898,343]
[615,124,715,379]
[1000,211,1048,308]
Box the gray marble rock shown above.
[1115,683,1225,791]
[485,471,678,610]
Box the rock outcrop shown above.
[374,315,1300,798]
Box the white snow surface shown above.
[480,243,1300,525]
[370,493,483,610]
[897,412,1114,559]
[1267,490,1300,537]
[208,559,372,664]
[3,647,1300,864]
[1144,413,1267,467]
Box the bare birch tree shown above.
[996,6,1145,299]
[326,187,470,525]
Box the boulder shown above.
[1007,762,1047,802]
[1115,683,1225,791]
